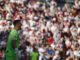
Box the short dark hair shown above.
[13,20,21,26]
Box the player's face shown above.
[17,22,22,30]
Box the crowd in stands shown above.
[0,0,80,60]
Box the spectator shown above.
[0,0,80,60]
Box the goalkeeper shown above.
[5,20,22,60]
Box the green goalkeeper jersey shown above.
[30,52,38,60]
[6,29,20,56]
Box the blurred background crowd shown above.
[0,0,80,60]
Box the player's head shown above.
[13,20,22,30]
